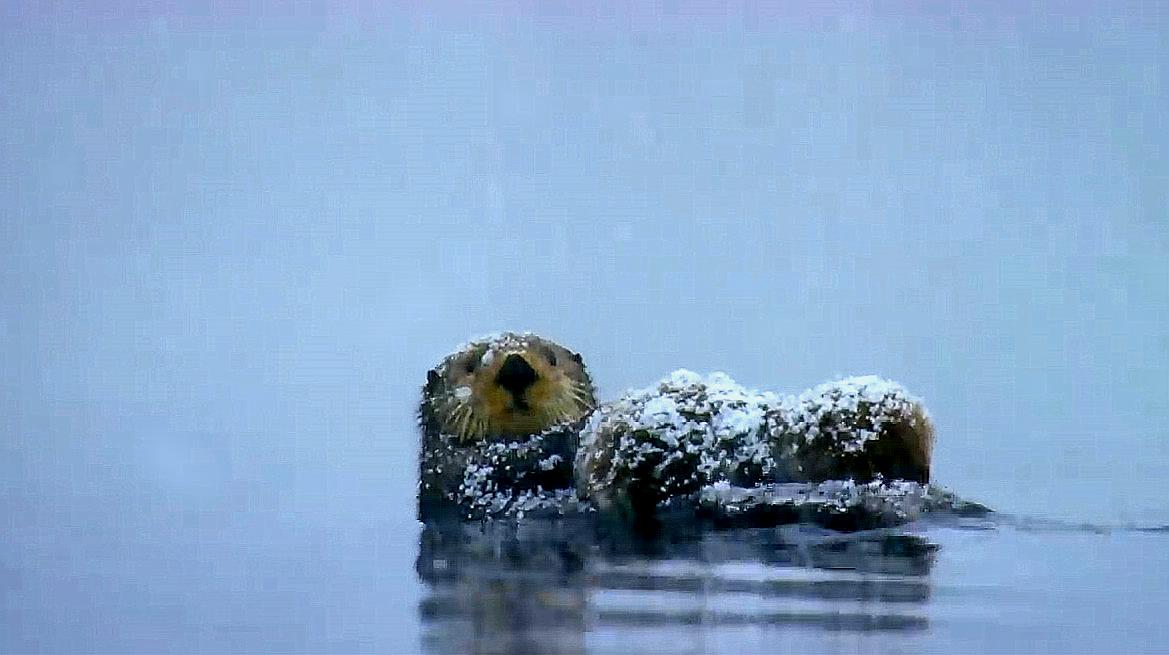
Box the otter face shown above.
[421,333,596,442]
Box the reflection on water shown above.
[416,517,942,654]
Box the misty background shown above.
[2,2,1167,652]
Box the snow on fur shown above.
[575,370,935,515]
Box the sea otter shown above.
[418,333,977,528]
[417,332,596,521]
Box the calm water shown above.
[3,2,1167,653]
[6,508,1168,653]
[418,518,1169,654]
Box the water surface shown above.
[416,516,1169,654]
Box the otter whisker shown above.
[568,392,595,410]
[460,418,475,440]
[456,403,478,442]
[567,384,595,403]
[565,385,588,398]
[449,403,471,437]
[447,403,467,426]
[563,390,587,406]
[456,414,471,442]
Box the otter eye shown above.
[464,359,477,374]
[545,349,558,366]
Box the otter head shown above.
[420,332,596,442]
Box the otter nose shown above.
[495,353,538,397]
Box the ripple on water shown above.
[416,514,1169,654]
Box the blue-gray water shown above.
[2,3,1167,653]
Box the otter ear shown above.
[570,352,583,365]
[426,370,442,391]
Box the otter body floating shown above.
[575,370,939,522]
[418,333,986,527]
